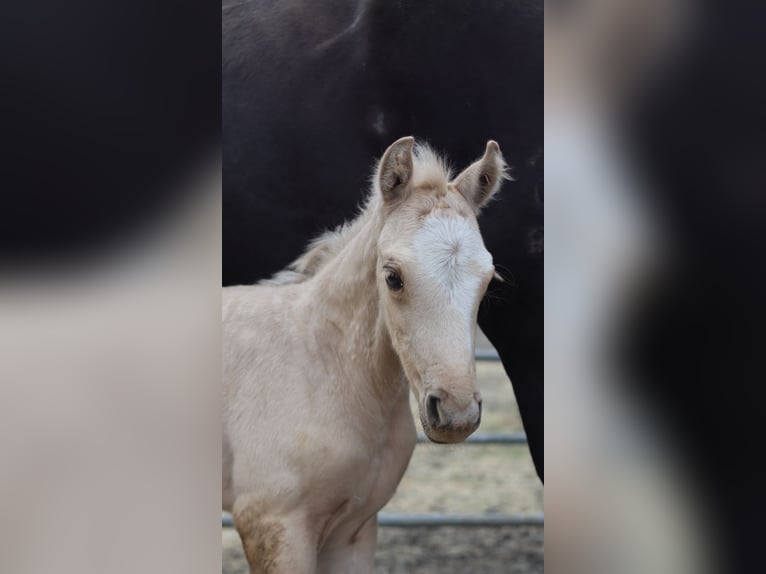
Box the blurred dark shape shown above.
[623,1,766,571]
[547,0,766,572]
[0,2,221,574]
[1,0,219,266]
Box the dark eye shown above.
[385,270,403,292]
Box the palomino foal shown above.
[223,137,508,573]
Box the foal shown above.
[223,137,507,573]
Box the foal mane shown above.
[261,218,361,286]
[262,143,451,286]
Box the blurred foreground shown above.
[546,1,766,573]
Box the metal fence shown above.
[223,511,543,528]
[223,349,543,529]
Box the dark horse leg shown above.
[480,279,544,482]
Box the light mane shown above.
[408,144,453,189]
[263,143,452,286]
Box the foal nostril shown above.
[426,394,442,428]
[476,400,483,426]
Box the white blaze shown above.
[412,216,493,353]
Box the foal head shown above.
[375,137,507,443]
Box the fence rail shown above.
[378,512,544,527]
[222,512,543,528]
[416,432,526,444]
[475,348,500,361]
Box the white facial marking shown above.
[413,216,493,351]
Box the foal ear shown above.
[378,136,415,205]
[452,141,509,213]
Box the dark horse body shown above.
[223,0,543,481]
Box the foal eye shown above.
[385,271,404,292]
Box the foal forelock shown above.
[408,144,453,188]
[412,215,493,324]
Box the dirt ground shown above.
[223,334,544,572]
[223,526,543,574]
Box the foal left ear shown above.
[452,141,509,213]
[378,136,415,206]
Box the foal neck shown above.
[309,205,405,400]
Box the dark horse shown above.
[223,0,543,481]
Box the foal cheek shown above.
[388,317,430,398]
[386,306,416,353]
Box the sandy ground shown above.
[223,526,543,574]
[223,334,544,572]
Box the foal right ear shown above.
[378,136,415,205]
[452,141,508,214]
